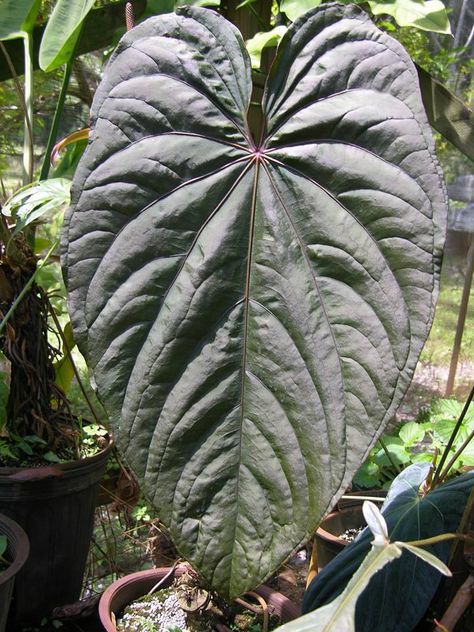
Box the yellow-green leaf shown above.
[39,0,96,71]
[368,0,451,35]
[0,0,40,40]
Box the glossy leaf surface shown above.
[303,467,474,632]
[278,543,404,632]
[64,4,447,597]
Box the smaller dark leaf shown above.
[303,467,474,632]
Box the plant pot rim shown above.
[99,563,301,631]
[316,506,365,546]
[0,432,114,476]
[0,512,29,585]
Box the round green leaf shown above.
[398,421,425,446]
[63,4,447,598]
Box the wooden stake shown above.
[445,236,474,396]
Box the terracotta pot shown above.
[315,505,366,570]
[99,563,301,631]
[0,437,113,627]
[0,513,29,632]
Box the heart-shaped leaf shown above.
[63,4,447,598]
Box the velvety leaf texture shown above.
[303,469,474,632]
[63,3,447,598]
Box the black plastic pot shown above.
[0,439,112,627]
[0,513,29,632]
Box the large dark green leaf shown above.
[63,4,447,598]
[303,467,474,632]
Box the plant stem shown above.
[407,532,474,548]
[39,58,74,181]
[46,297,102,425]
[22,33,34,185]
[435,575,474,632]
[0,213,23,266]
[437,426,474,485]
[431,383,474,487]
[406,533,458,547]
[377,437,401,474]
[0,240,58,336]
[148,559,180,595]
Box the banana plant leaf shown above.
[63,4,447,598]
[0,0,40,40]
[39,0,97,71]
[303,466,474,632]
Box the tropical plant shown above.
[292,463,474,631]
[0,0,111,462]
[275,474,468,632]
[63,2,448,599]
[353,396,474,489]
[246,0,452,69]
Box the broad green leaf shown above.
[44,450,62,463]
[431,398,474,427]
[353,461,382,488]
[303,467,474,632]
[398,421,425,446]
[0,0,40,40]
[368,0,451,34]
[3,179,71,237]
[376,437,411,465]
[63,5,447,598]
[432,418,470,446]
[39,0,96,71]
[246,26,287,68]
[280,0,322,22]
[458,440,474,466]
[410,452,433,464]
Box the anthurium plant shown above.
[63,3,447,599]
[302,463,474,631]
